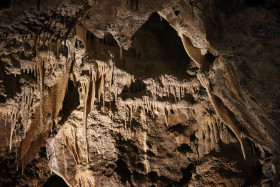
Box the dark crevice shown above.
[115,159,132,185]
[133,171,147,184]
[167,123,188,136]
[147,171,159,183]
[177,143,192,153]
[59,80,80,125]
[178,163,194,186]
[201,52,216,72]
[183,93,196,104]
[43,175,68,187]
[147,150,156,157]
[119,79,146,99]
[116,137,139,154]
[190,132,196,142]
[0,60,21,99]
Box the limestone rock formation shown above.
[0,0,279,186]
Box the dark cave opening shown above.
[120,12,190,78]
[43,175,68,187]
[59,80,80,124]
[85,12,190,79]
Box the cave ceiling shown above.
[0,0,280,186]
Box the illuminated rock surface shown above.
[0,0,279,186]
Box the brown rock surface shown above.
[0,0,279,186]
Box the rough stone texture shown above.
[0,0,279,186]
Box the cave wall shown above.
[0,0,279,186]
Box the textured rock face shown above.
[0,0,280,186]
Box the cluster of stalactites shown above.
[78,62,114,163]
[0,87,35,151]
[144,76,200,101]
[79,62,114,113]
[197,114,222,157]
[7,33,75,168]
[149,82,200,101]
[20,57,46,84]
[118,97,194,132]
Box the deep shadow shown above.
[119,79,146,99]
[0,58,21,99]
[59,80,80,124]
[178,163,194,186]
[0,0,11,9]
[120,12,190,78]
[43,175,69,187]
[85,13,190,79]
[244,0,266,7]
[177,143,192,153]
[167,123,188,136]
[115,159,132,185]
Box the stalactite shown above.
[119,46,123,59]
[164,107,169,126]
[9,107,18,151]
[63,130,81,165]
[180,34,208,69]
[102,80,105,112]
[98,74,104,102]
[22,157,25,175]
[197,74,246,160]
[64,134,78,164]
[129,105,133,129]
[89,71,96,112]
[21,91,32,136]
[81,82,89,163]
[40,59,45,130]
[20,49,74,166]
[124,106,127,130]
[75,24,87,48]
[143,132,150,172]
